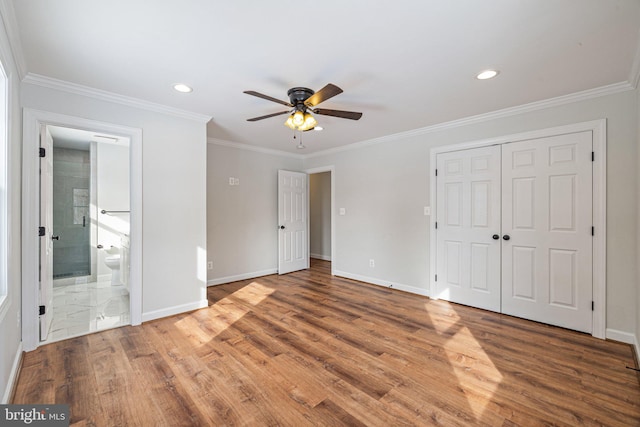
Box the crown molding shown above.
[207,137,304,159]
[0,0,26,79]
[22,73,212,123]
[303,81,634,159]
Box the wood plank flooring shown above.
[12,260,640,426]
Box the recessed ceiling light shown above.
[173,83,193,93]
[314,126,323,131]
[476,70,499,80]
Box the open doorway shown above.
[307,167,334,274]
[42,125,131,343]
[22,108,143,352]
[309,171,331,262]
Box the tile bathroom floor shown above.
[42,279,130,344]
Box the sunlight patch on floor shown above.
[426,301,461,335]
[231,281,275,305]
[443,325,503,420]
[175,281,274,339]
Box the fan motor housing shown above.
[287,87,314,106]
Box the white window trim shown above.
[0,58,9,321]
[428,119,607,339]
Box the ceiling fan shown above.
[244,83,362,132]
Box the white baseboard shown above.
[605,328,640,362]
[142,299,209,323]
[605,328,636,344]
[310,253,332,261]
[334,270,429,297]
[207,269,278,286]
[2,342,23,404]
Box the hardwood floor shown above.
[12,259,640,426]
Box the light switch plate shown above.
[228,177,235,186]
[424,206,431,216]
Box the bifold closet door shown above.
[435,145,502,312]
[501,132,593,333]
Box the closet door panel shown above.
[435,145,501,311]
[501,132,593,333]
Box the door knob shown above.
[492,234,500,240]
[503,235,510,241]
[279,225,285,230]
[52,235,60,241]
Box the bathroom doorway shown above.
[307,166,335,275]
[43,125,131,343]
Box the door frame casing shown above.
[305,166,335,276]
[22,108,143,351]
[429,119,606,339]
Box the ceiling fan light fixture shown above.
[304,113,317,129]
[284,111,317,132]
[292,110,305,126]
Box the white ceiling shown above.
[10,0,640,154]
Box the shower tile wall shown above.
[53,147,91,279]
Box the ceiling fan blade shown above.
[313,108,362,120]
[304,83,343,107]
[244,90,293,107]
[247,110,291,122]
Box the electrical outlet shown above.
[207,261,213,270]
[369,259,375,268]
[339,208,346,215]
[234,178,240,185]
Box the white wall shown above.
[0,8,24,403]
[21,83,209,321]
[304,89,639,336]
[206,142,302,284]
[96,142,130,279]
[309,172,331,260]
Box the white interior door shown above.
[501,132,593,333]
[39,125,54,341]
[435,145,502,312]
[278,170,308,274]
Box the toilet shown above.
[104,246,122,286]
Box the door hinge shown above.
[591,301,594,311]
[435,274,438,282]
[435,222,438,229]
[591,151,594,162]
[591,226,594,236]
[39,147,46,158]
[435,169,438,177]
[39,305,45,315]
[38,226,45,236]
